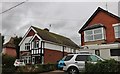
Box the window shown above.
[75,55,88,61]
[33,40,39,48]
[95,50,100,56]
[25,43,30,50]
[84,28,105,42]
[88,55,100,62]
[64,55,73,61]
[110,49,120,56]
[114,25,120,38]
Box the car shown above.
[14,59,25,67]
[62,52,104,74]
[57,56,66,69]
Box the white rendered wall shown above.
[44,42,62,52]
[20,36,33,51]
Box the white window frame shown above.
[113,23,120,38]
[84,27,105,42]
[25,43,30,50]
[33,40,39,49]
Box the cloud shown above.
[2,2,118,44]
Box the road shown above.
[40,70,67,74]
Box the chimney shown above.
[44,28,49,32]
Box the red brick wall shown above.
[27,29,35,37]
[81,11,120,45]
[3,48,17,57]
[44,48,67,64]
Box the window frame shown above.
[75,55,88,61]
[84,27,105,42]
[33,40,39,49]
[113,24,120,38]
[25,43,30,50]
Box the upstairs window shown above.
[114,24,120,38]
[33,40,39,48]
[84,27,105,42]
[25,43,30,50]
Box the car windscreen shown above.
[64,55,73,61]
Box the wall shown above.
[44,42,75,53]
[81,10,120,45]
[2,48,17,57]
[44,42,62,52]
[20,36,33,51]
[100,49,110,59]
[44,48,67,64]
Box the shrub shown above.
[17,63,57,73]
[2,54,16,74]
[85,59,120,72]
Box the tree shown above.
[13,36,22,59]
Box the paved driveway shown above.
[40,70,67,74]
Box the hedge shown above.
[85,59,120,72]
[16,64,57,73]
[2,54,16,74]
[2,54,57,74]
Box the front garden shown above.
[2,54,120,74]
[2,54,57,74]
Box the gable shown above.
[19,26,37,46]
[27,29,35,37]
[79,7,120,33]
[88,11,120,27]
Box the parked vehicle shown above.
[14,59,25,67]
[62,52,104,74]
[57,56,66,69]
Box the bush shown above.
[2,54,16,67]
[2,54,16,74]
[85,59,120,72]
[17,63,57,73]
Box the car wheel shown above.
[67,67,79,74]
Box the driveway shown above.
[40,70,66,74]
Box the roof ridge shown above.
[31,25,70,40]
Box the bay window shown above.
[114,24,120,38]
[84,27,105,42]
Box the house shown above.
[78,7,120,61]
[2,37,17,57]
[19,26,79,64]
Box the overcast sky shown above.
[1,0,120,45]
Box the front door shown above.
[32,57,35,64]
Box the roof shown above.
[83,23,105,31]
[79,7,120,33]
[31,26,79,49]
[3,37,16,49]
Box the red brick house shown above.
[79,7,120,61]
[2,37,17,57]
[19,26,79,64]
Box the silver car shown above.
[63,53,104,74]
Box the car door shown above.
[74,55,88,71]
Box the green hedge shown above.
[85,59,120,72]
[17,64,57,73]
[2,54,57,73]
[2,54,16,74]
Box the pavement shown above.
[40,70,67,74]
